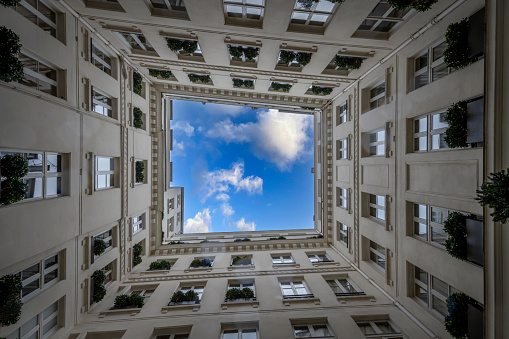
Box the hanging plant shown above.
[334,56,363,70]
[270,82,292,92]
[149,69,172,79]
[133,243,143,267]
[0,0,21,7]
[149,260,172,270]
[133,71,143,95]
[295,52,312,66]
[0,274,23,326]
[0,154,28,206]
[1,154,28,178]
[190,258,212,268]
[91,270,107,303]
[444,101,468,148]
[113,294,144,309]
[243,47,259,60]
[444,19,471,70]
[228,45,244,59]
[93,238,107,256]
[387,0,437,12]
[476,169,509,224]
[166,38,183,52]
[444,293,470,339]
[135,161,145,183]
[279,50,296,64]
[188,74,211,84]
[443,212,467,260]
[311,86,333,96]
[0,26,24,83]
[133,107,143,129]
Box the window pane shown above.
[432,277,449,297]
[43,302,58,319]
[46,176,61,196]
[43,316,58,335]
[46,154,61,172]
[222,330,239,339]
[415,54,428,72]
[294,326,311,337]
[414,222,427,238]
[432,63,448,81]
[315,1,334,12]
[431,113,448,130]
[432,295,448,316]
[416,284,428,305]
[21,315,38,336]
[433,42,446,61]
[431,225,447,245]
[310,13,328,25]
[44,269,58,284]
[415,117,427,133]
[414,204,427,219]
[431,133,447,150]
[97,157,113,171]
[27,153,43,173]
[358,323,376,335]
[376,321,397,334]
[376,195,385,206]
[45,255,58,269]
[431,207,447,224]
[241,329,257,339]
[313,325,330,336]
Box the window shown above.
[224,0,264,21]
[91,87,114,118]
[227,281,255,299]
[326,277,363,296]
[168,216,174,233]
[369,241,386,271]
[412,41,450,90]
[116,32,155,52]
[222,329,258,339]
[85,0,125,11]
[168,198,175,212]
[336,187,348,209]
[413,203,452,247]
[369,81,385,110]
[18,53,59,97]
[356,1,411,36]
[132,213,144,234]
[130,287,155,301]
[271,254,295,264]
[95,156,115,190]
[17,253,60,301]
[413,112,449,152]
[150,0,186,11]
[290,0,337,28]
[92,229,113,257]
[337,222,349,247]
[336,101,348,125]
[6,300,60,339]
[369,194,385,221]
[280,280,312,298]
[356,320,403,338]
[413,265,461,317]
[231,255,253,266]
[293,324,334,338]
[101,261,114,285]
[366,129,385,156]
[156,335,189,339]
[307,253,332,263]
[177,194,181,207]
[1,151,65,201]
[178,285,204,301]
[91,40,112,76]
[15,0,58,38]
[336,138,348,160]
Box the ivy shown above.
[132,71,143,95]
[476,169,509,224]
[133,107,143,129]
[0,26,24,83]
[93,238,107,256]
[135,161,145,183]
[0,274,23,326]
[444,101,468,148]
[113,294,144,309]
[334,56,363,70]
[444,19,471,70]
[443,212,467,260]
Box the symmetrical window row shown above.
[15,0,58,38]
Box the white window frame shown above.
[130,287,155,301]
[413,111,449,152]
[337,138,348,160]
[224,0,264,21]
[115,31,155,52]
[356,319,404,338]
[228,44,259,63]
[92,228,113,258]
[7,300,60,339]
[91,87,114,118]
[357,1,411,33]
[307,253,333,263]
[149,0,186,11]
[178,284,205,301]
[369,194,386,221]
[369,80,386,110]
[18,52,59,97]
[336,101,348,125]
[16,0,58,38]
[90,39,112,76]
[413,203,453,247]
[231,255,253,266]
[95,156,115,190]
[337,222,349,247]
[290,0,338,27]
[132,213,144,235]
[412,40,450,91]
[326,277,363,296]
[16,252,60,301]
[271,254,295,265]
[369,240,386,271]
[292,323,335,338]
[337,187,348,210]
[279,280,312,298]
[227,280,255,299]
[367,129,385,156]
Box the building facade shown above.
[0,0,508,338]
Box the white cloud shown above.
[173,121,195,137]
[184,208,211,233]
[174,140,184,151]
[200,161,263,202]
[221,203,234,216]
[234,218,256,231]
[204,103,248,117]
[204,109,313,171]
[215,193,230,201]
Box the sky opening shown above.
[171,100,314,233]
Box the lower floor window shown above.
[369,240,386,271]
[293,324,334,338]
[222,329,257,339]
[7,300,60,339]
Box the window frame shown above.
[15,0,59,39]
[6,300,60,339]
[177,284,205,301]
[16,252,60,302]
[92,228,114,259]
[271,254,295,265]
[307,253,333,263]
[292,323,335,338]
[95,156,115,190]
[412,40,451,91]
[18,52,59,97]
[336,186,348,210]
[369,240,386,271]
[290,0,338,28]
[369,80,386,110]
[224,0,265,21]
[367,129,386,156]
[91,86,114,118]
[221,328,258,339]
[132,213,145,235]
[279,280,313,299]
[231,255,253,267]
[356,1,412,35]
[337,138,348,160]
[337,222,349,248]
[115,31,155,52]
[413,111,450,152]
[326,277,363,296]
[368,194,386,221]
[336,101,348,125]
[90,39,113,76]
[356,319,404,338]
[413,203,454,248]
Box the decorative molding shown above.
[353,88,360,266]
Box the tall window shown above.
[290,0,337,27]
[336,138,348,160]
[336,187,348,210]
[356,1,410,34]
[6,300,60,338]
[17,253,60,300]
[356,320,403,338]
[18,53,59,97]
[366,129,385,156]
[132,213,144,234]
[1,151,64,200]
[293,324,334,338]
[413,41,450,90]
[307,253,332,263]
[413,265,461,317]
[222,329,257,339]
[224,0,264,21]
[271,254,295,264]
[116,32,155,52]
[413,203,452,246]
[95,156,115,190]
[413,112,449,152]
[91,87,114,118]
[326,277,363,295]
[369,81,385,110]
[280,280,312,298]
[369,194,385,221]
[15,0,58,38]
[91,40,112,76]
[337,222,349,247]
[369,240,386,271]
[336,101,348,125]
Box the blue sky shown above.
[171,100,314,233]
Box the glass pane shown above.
[294,326,311,337]
[376,195,385,206]
[358,323,376,335]
[415,136,427,151]
[415,267,428,283]
[45,255,58,269]
[431,207,447,224]
[431,113,448,130]
[246,0,263,5]
[376,321,397,334]
[433,42,447,61]
[97,157,113,171]
[416,284,429,305]
[46,154,61,172]
[432,63,448,81]
[376,208,385,220]
[414,204,427,219]
[432,276,449,297]
[370,83,385,99]
[26,153,43,173]
[315,1,334,12]
[246,7,261,19]
[241,329,257,339]
[431,226,448,245]
[431,133,447,150]
[44,269,58,284]
[377,130,385,142]
[46,176,61,196]
[414,73,428,89]
[415,117,427,133]
[272,257,282,264]
[415,54,428,71]
[21,315,38,335]
[295,0,314,10]
[227,4,242,17]
[339,279,356,293]
[414,222,427,238]
[310,13,328,25]
[222,330,239,339]
[43,302,58,319]
[23,279,39,297]
[313,325,330,336]
[43,316,58,335]
[432,295,448,316]
[150,0,168,9]
[22,263,40,280]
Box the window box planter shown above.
[133,107,144,129]
[148,69,173,79]
[188,73,211,85]
[189,258,212,269]
[221,298,259,310]
[232,78,254,89]
[0,26,24,83]
[269,82,292,92]
[148,260,172,271]
[310,86,333,96]
[132,72,143,96]
[111,294,144,310]
[334,56,363,70]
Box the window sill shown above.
[221,299,259,310]
[283,296,320,306]
[139,269,171,276]
[184,267,212,273]
[228,265,255,271]
[311,261,340,268]
[272,263,300,269]
[162,303,200,312]
[99,307,141,317]
[336,293,376,304]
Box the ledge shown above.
[227,265,255,271]
[99,307,141,317]
[184,267,212,273]
[221,299,259,310]
[336,294,376,304]
[283,296,320,306]
[312,261,340,268]
[139,269,171,276]
[272,263,300,269]
[162,303,200,312]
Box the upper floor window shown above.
[365,129,385,156]
[336,138,348,160]
[336,187,348,209]
[227,280,255,301]
[326,277,363,296]
[224,0,265,28]
[15,0,58,38]
[221,329,258,339]
[336,101,348,125]
[412,41,450,90]
[231,255,253,266]
[179,284,204,301]
[95,156,115,190]
[337,222,349,247]
[369,240,386,271]
[369,81,385,110]
[91,87,114,118]
[369,194,385,221]
[307,253,332,263]
[280,280,312,298]
[91,40,112,76]
[18,52,59,97]
[290,0,337,30]
[413,203,451,247]
[7,300,60,339]
[228,45,260,67]
[116,32,155,52]
[132,213,144,234]
[355,1,411,39]
[156,334,190,339]
[413,112,449,152]
[293,323,334,338]
[356,319,403,338]
[17,252,60,301]
[85,0,125,11]
[271,254,295,264]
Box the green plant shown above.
[0,26,24,83]
[295,52,312,66]
[135,161,145,183]
[166,38,197,54]
[0,0,21,7]
[149,260,172,270]
[476,169,509,224]
[170,290,197,303]
[0,178,27,206]
[228,45,244,59]
[0,274,23,326]
[225,287,254,301]
[232,78,254,89]
[311,86,333,96]
[270,82,292,92]
[169,241,184,245]
[133,71,143,95]
[133,243,143,267]
[334,56,363,70]
[444,19,471,70]
[444,101,468,148]
[444,293,470,339]
[443,212,467,260]
[188,74,211,84]
[166,38,183,52]
[1,154,28,178]
[387,0,437,11]
[133,107,143,129]
[231,256,251,265]
[243,47,259,60]
[182,40,198,54]
[113,294,144,309]
[92,270,107,303]
[93,238,107,256]
[234,238,251,242]
[279,50,295,64]
[269,236,286,240]
[149,69,172,79]
[309,234,324,239]
[190,258,212,268]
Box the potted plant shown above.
[387,0,437,12]
[91,270,107,303]
[270,82,292,92]
[444,19,471,70]
[444,101,468,148]
[113,294,144,309]
[443,212,467,261]
[133,107,143,129]
[166,38,197,54]
[477,169,509,224]
[149,260,172,270]
[170,290,198,305]
[0,154,28,206]
[334,56,363,70]
[232,78,254,89]
[444,292,470,339]
[225,287,254,302]
[243,47,259,61]
[311,86,333,96]
[93,238,107,256]
[135,161,145,184]
[279,50,296,65]
[0,274,23,326]
[269,236,286,240]
[149,69,172,79]
[133,71,143,96]
[228,45,244,59]
[188,74,211,84]
[133,243,143,267]
[0,26,24,83]
[189,258,212,268]
[295,52,311,66]
[1,0,21,7]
